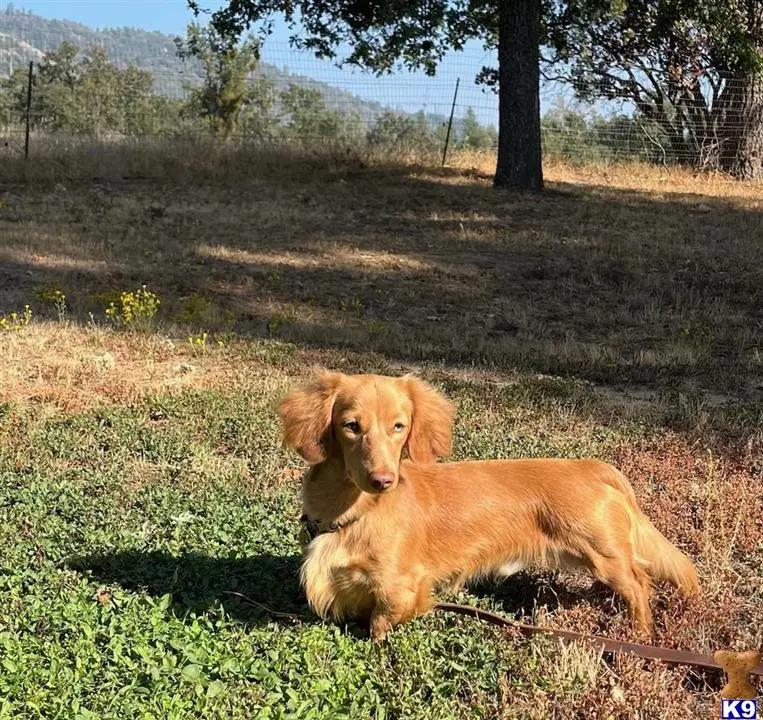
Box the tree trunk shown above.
[716,74,763,180]
[494,0,544,191]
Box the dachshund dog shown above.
[277,370,699,641]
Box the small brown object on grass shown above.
[714,649,761,700]
[95,587,112,605]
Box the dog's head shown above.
[277,370,453,494]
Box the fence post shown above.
[441,77,460,167]
[24,61,33,161]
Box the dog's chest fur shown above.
[299,523,379,623]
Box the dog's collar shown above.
[299,514,356,544]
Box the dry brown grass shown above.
[2,143,761,420]
[454,149,763,201]
[1,141,761,715]
[0,321,232,411]
[515,433,763,651]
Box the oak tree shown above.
[189,0,546,191]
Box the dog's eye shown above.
[343,421,361,434]
[393,423,405,432]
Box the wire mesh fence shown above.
[1,7,760,174]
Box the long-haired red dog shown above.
[278,370,699,641]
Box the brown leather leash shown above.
[229,580,763,679]
[434,602,763,677]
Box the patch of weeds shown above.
[35,283,67,322]
[174,293,234,331]
[678,322,714,344]
[0,304,32,333]
[175,294,216,325]
[35,283,66,306]
[221,309,236,326]
[339,297,364,316]
[188,331,209,354]
[0,394,531,717]
[187,331,225,356]
[362,318,387,335]
[0,368,743,718]
[0,402,532,718]
[244,339,298,368]
[657,389,710,432]
[105,285,161,331]
[523,374,593,403]
[267,311,297,337]
[86,351,117,374]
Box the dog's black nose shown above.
[369,473,394,491]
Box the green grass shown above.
[1,146,761,718]
[0,389,562,720]
[0,368,750,719]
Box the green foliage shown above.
[34,283,66,307]
[0,9,704,170]
[0,392,548,718]
[0,305,31,333]
[548,0,763,78]
[367,110,441,153]
[194,0,544,189]
[544,0,763,173]
[278,83,363,142]
[173,294,236,332]
[0,22,500,158]
[199,0,489,79]
[175,23,263,139]
[540,105,660,164]
[174,294,216,326]
[0,8,390,126]
[456,107,497,151]
[198,0,763,177]
[239,75,280,140]
[35,283,68,322]
[0,42,170,135]
[104,285,161,329]
[187,331,226,355]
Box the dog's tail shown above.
[631,511,699,595]
[602,464,700,595]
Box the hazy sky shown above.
[8,0,216,35]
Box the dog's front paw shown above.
[370,615,392,642]
[633,622,654,644]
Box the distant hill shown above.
[0,6,397,127]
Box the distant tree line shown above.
[0,22,695,166]
[0,29,500,151]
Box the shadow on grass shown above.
[463,571,633,632]
[71,549,315,629]
[71,548,591,636]
[3,157,762,421]
[464,573,726,695]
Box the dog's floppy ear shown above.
[403,375,453,464]
[278,370,343,464]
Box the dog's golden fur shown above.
[278,370,700,641]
